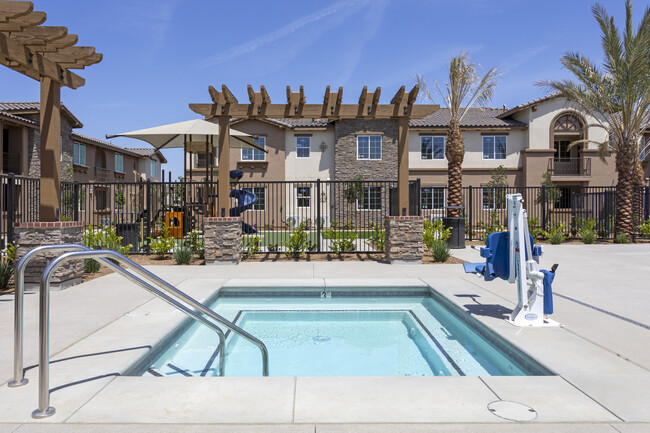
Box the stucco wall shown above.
[284,129,335,181]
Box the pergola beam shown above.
[0,10,45,31]
[0,1,32,22]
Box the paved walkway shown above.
[0,244,648,432]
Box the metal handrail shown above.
[10,244,226,388]
[32,249,269,419]
[10,244,89,388]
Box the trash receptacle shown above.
[443,206,465,249]
[115,223,139,249]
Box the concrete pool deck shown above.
[0,244,649,432]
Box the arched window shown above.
[553,114,583,134]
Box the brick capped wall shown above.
[384,216,424,263]
[204,217,242,264]
[14,221,84,289]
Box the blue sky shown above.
[1,0,647,178]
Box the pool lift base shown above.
[466,194,561,328]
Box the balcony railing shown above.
[547,157,591,176]
[3,153,21,174]
[94,166,112,182]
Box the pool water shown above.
[137,289,551,377]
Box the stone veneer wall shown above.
[384,216,424,264]
[25,114,74,181]
[204,217,242,264]
[14,221,84,290]
[333,119,398,227]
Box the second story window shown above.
[357,135,382,160]
[296,137,310,158]
[242,136,266,161]
[150,160,157,177]
[114,153,124,172]
[421,136,445,160]
[482,136,507,160]
[73,142,86,166]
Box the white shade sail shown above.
[106,119,266,153]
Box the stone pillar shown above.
[14,221,84,291]
[204,217,242,265]
[384,216,424,264]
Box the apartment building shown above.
[0,102,166,182]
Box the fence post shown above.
[541,185,547,230]
[316,179,321,253]
[7,174,15,247]
[146,179,152,253]
[468,185,473,241]
[73,182,79,222]
[645,186,650,222]
[571,190,576,237]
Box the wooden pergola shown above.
[190,84,439,216]
[0,1,102,221]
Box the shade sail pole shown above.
[39,77,61,221]
[218,117,230,217]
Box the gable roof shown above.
[0,101,83,128]
[70,132,145,157]
[127,147,168,164]
[497,93,561,119]
[410,107,527,128]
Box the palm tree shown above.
[538,0,650,237]
[417,54,500,218]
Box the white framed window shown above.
[421,136,445,160]
[73,142,86,166]
[150,160,157,177]
[357,186,382,210]
[242,136,266,161]
[243,187,266,211]
[296,186,311,208]
[357,135,382,160]
[421,187,445,210]
[296,137,310,158]
[114,153,124,172]
[482,186,507,210]
[482,136,507,160]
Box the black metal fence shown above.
[2,176,650,254]
[0,173,40,249]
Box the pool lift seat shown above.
[464,194,560,327]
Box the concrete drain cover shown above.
[487,400,537,422]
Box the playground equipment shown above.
[464,193,560,327]
[229,169,258,234]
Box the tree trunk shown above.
[615,162,634,237]
[446,123,464,218]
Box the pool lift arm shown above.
[467,193,560,327]
[506,194,559,327]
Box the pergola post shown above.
[39,77,61,221]
[397,117,410,216]
[217,116,230,217]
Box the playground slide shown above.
[229,170,258,234]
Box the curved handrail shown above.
[11,244,226,387]
[32,249,269,418]
[11,244,89,387]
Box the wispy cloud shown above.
[504,45,548,73]
[116,0,179,55]
[201,0,369,67]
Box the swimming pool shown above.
[130,287,552,377]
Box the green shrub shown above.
[84,258,101,273]
[268,243,278,252]
[527,217,545,240]
[5,243,15,263]
[596,217,615,238]
[148,224,176,259]
[423,219,451,250]
[368,222,385,251]
[331,231,357,254]
[639,220,650,238]
[284,228,308,258]
[187,230,204,259]
[298,218,312,231]
[614,233,629,244]
[430,239,451,263]
[581,230,596,244]
[0,261,13,291]
[244,236,261,255]
[306,241,318,252]
[547,223,566,245]
[83,225,132,256]
[173,247,193,265]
